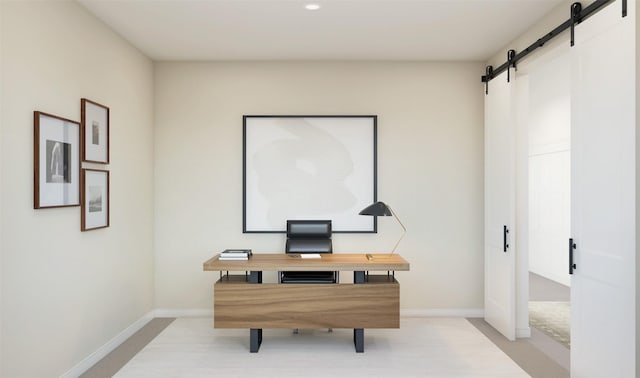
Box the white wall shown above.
[154,61,485,314]
[0,0,4,369]
[486,0,582,68]
[636,1,640,371]
[1,2,154,376]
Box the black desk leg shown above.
[249,271,262,284]
[249,271,263,352]
[250,328,262,353]
[354,329,364,353]
[353,270,366,352]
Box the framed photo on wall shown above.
[81,168,110,231]
[81,98,109,164]
[33,111,80,209]
[243,115,377,233]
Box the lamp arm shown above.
[388,206,407,255]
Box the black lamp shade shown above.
[359,201,392,216]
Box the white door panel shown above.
[485,72,516,341]
[571,2,635,376]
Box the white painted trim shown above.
[401,308,484,318]
[516,326,532,338]
[60,311,155,378]
[154,308,213,318]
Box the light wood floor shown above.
[529,272,570,302]
[469,318,569,377]
[80,318,175,378]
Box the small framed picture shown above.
[34,111,80,209]
[81,168,110,231]
[81,98,109,164]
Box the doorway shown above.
[517,45,571,355]
[487,3,636,374]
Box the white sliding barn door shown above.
[484,72,516,340]
[570,2,635,376]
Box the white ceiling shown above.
[78,0,565,61]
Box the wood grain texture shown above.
[214,275,400,329]
[204,253,410,272]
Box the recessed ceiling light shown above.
[305,4,321,10]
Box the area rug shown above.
[114,317,528,377]
[529,301,570,348]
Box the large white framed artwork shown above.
[243,115,377,233]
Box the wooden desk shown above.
[203,253,410,353]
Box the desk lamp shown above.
[359,201,406,260]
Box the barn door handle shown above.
[569,238,577,274]
[503,225,509,252]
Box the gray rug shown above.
[529,301,570,348]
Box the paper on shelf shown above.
[300,253,322,259]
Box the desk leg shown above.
[353,329,364,353]
[249,271,262,284]
[353,270,365,353]
[249,271,263,352]
[250,328,262,353]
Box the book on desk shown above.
[218,249,252,261]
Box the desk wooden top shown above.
[203,253,410,272]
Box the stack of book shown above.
[218,249,252,260]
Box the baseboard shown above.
[153,308,214,318]
[60,311,155,378]
[516,326,532,338]
[401,308,484,317]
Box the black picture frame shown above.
[81,168,110,231]
[33,111,81,209]
[81,98,110,164]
